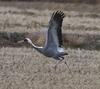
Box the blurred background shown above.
[0,0,99,4]
[0,0,100,49]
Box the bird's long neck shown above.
[28,40,44,53]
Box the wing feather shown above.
[45,11,65,49]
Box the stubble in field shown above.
[0,47,100,89]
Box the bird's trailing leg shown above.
[64,59,73,77]
[54,57,64,70]
[59,56,73,77]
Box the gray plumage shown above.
[21,11,71,70]
[25,11,68,59]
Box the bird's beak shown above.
[17,40,24,43]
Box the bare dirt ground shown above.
[0,2,100,89]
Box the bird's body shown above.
[19,11,70,70]
[42,47,65,58]
[25,37,67,59]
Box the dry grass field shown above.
[0,2,100,89]
[1,47,100,89]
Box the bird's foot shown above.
[64,61,73,78]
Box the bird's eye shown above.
[24,39,27,42]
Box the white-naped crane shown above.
[18,11,71,73]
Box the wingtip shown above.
[57,10,65,17]
[52,10,65,18]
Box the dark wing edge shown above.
[50,11,65,47]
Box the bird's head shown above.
[17,38,32,44]
[24,38,32,44]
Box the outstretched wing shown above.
[45,11,65,49]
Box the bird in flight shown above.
[18,11,71,72]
